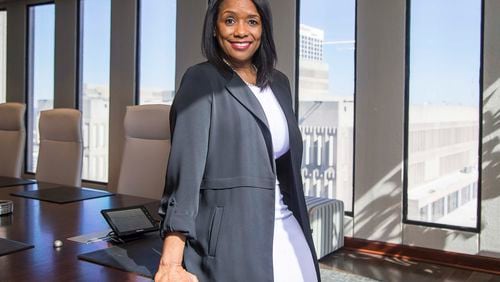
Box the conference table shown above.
[0,179,161,281]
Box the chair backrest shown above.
[36,108,83,187]
[0,103,26,178]
[117,104,171,200]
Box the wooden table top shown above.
[0,182,160,282]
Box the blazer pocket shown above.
[208,206,224,257]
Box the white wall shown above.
[353,0,406,243]
[5,0,25,103]
[108,0,137,192]
[174,0,207,89]
[54,0,78,109]
[480,0,500,259]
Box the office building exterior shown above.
[298,24,354,209]
[407,105,479,227]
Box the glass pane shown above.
[298,0,355,212]
[139,0,176,105]
[407,0,481,228]
[0,11,6,103]
[26,4,55,173]
[80,0,111,182]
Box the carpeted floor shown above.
[320,268,381,282]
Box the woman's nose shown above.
[234,22,248,37]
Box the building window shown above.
[298,0,356,213]
[461,185,472,205]
[431,198,445,222]
[419,205,428,221]
[26,4,55,173]
[79,0,111,182]
[447,191,459,213]
[405,0,481,229]
[0,10,6,103]
[138,0,176,105]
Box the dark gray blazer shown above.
[159,61,321,282]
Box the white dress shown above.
[247,84,318,282]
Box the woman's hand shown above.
[154,263,198,282]
[155,233,196,281]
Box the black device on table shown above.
[100,205,159,242]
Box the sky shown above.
[32,0,177,102]
[301,0,356,98]
[30,0,481,106]
[32,5,55,103]
[301,0,481,106]
[81,0,111,89]
[408,0,481,106]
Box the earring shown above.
[213,31,216,37]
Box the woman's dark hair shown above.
[202,0,277,89]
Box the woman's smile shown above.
[229,40,253,51]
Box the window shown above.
[298,0,356,213]
[405,0,481,229]
[447,191,459,213]
[26,4,55,173]
[431,198,445,222]
[138,0,176,105]
[461,185,472,205]
[0,10,6,103]
[79,0,111,182]
[419,205,428,221]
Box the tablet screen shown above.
[101,206,158,237]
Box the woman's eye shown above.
[249,19,259,26]
[225,18,235,25]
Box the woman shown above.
[155,0,320,281]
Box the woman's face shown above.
[216,0,262,68]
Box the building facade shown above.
[298,24,354,209]
[407,105,479,227]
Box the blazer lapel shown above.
[226,73,270,131]
[226,72,276,171]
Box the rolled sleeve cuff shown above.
[159,210,197,240]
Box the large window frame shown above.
[25,2,56,175]
[77,0,111,184]
[295,0,357,217]
[402,0,484,233]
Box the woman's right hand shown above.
[154,263,198,282]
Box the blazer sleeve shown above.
[159,66,212,240]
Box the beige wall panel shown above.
[108,0,137,191]
[269,0,296,98]
[480,0,500,259]
[403,224,478,255]
[5,2,25,102]
[353,0,406,243]
[54,0,78,108]
[174,0,207,90]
